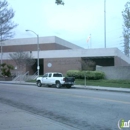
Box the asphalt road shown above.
[0,84,130,130]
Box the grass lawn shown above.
[27,79,130,88]
[75,79,130,88]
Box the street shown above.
[0,84,130,130]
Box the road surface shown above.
[0,84,129,130]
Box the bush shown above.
[0,63,14,77]
[66,70,80,79]
[66,70,105,80]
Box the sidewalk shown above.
[74,85,130,93]
[0,81,130,93]
[0,102,78,130]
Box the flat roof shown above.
[2,36,130,65]
[38,48,130,64]
[3,36,83,49]
[3,48,130,64]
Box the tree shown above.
[0,0,18,64]
[55,0,64,5]
[0,0,17,40]
[9,51,35,72]
[81,59,96,71]
[122,1,130,56]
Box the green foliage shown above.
[122,1,130,56]
[75,79,130,88]
[55,0,64,5]
[122,1,130,28]
[66,70,105,80]
[66,70,79,78]
[0,63,14,77]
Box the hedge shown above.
[66,70,105,80]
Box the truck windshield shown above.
[53,73,62,77]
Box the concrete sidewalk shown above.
[0,102,78,130]
[0,81,130,93]
[74,85,130,93]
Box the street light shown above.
[26,30,40,77]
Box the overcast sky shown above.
[9,0,128,50]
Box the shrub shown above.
[0,63,14,77]
[66,70,80,79]
[66,70,105,80]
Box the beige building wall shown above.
[114,56,129,66]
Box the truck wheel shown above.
[37,81,42,87]
[56,81,61,88]
[66,85,71,89]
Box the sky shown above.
[8,0,128,51]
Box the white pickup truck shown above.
[36,72,75,88]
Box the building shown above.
[1,36,130,75]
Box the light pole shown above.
[104,0,106,48]
[26,30,40,77]
[0,41,2,64]
[0,27,3,64]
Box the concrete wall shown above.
[114,56,129,66]
[96,66,130,80]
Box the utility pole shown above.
[0,33,3,64]
[0,41,2,64]
[104,0,106,48]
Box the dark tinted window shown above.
[43,73,48,77]
[53,73,62,77]
[49,73,52,77]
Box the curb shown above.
[0,81,130,93]
[0,81,36,86]
[73,86,130,93]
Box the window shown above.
[53,73,62,77]
[43,73,48,77]
[49,73,52,77]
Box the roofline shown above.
[3,36,83,49]
[3,48,130,64]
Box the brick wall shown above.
[44,57,81,75]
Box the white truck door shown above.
[46,73,52,84]
[42,73,48,84]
